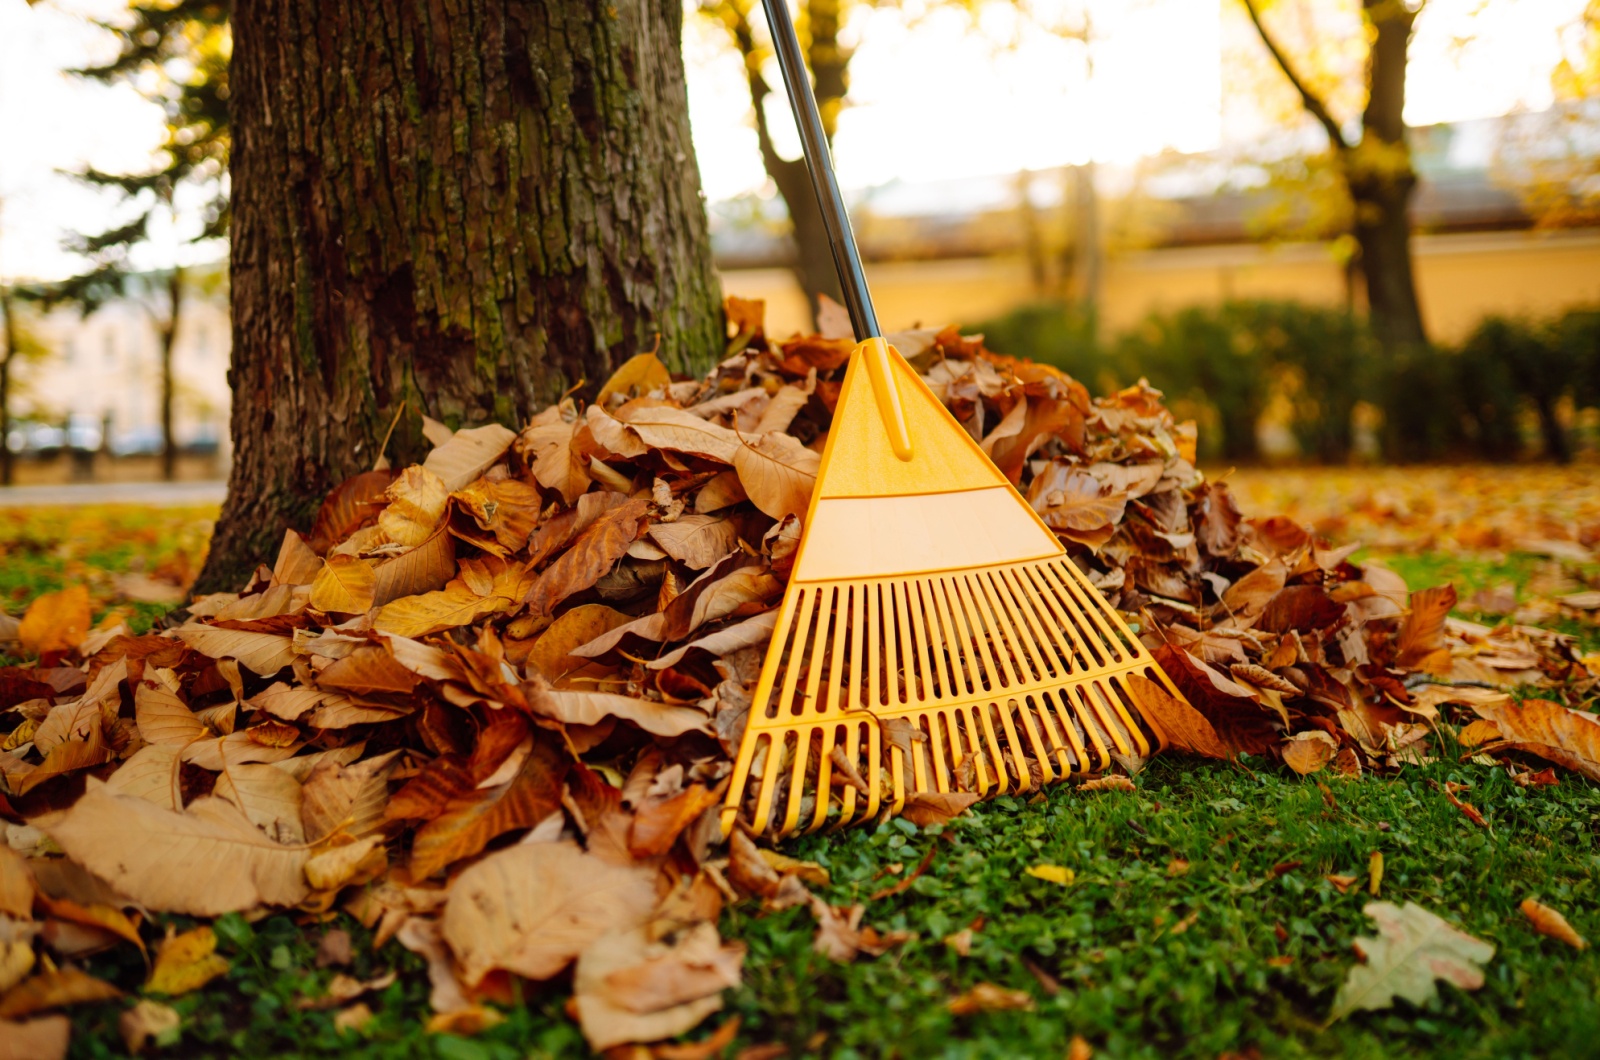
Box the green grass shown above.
[8,506,1596,1057]
[1369,548,1600,655]
[0,505,216,650]
[57,748,1600,1059]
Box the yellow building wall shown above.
[721,228,1600,343]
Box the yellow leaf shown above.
[1282,731,1339,775]
[309,554,377,614]
[1457,719,1502,748]
[1520,898,1588,950]
[378,466,450,547]
[596,351,671,404]
[373,581,509,638]
[1369,850,1384,896]
[0,966,121,1018]
[304,836,385,892]
[525,604,633,683]
[1026,864,1074,886]
[0,942,34,996]
[148,927,229,996]
[18,585,91,657]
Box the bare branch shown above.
[1239,0,1350,152]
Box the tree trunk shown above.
[1348,0,1427,355]
[0,287,14,487]
[197,0,722,593]
[731,0,848,326]
[1241,0,1429,357]
[1067,161,1101,320]
[159,268,183,483]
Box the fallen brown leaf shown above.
[1520,898,1588,950]
[947,982,1034,1016]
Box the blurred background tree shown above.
[699,0,857,326]
[47,0,230,482]
[1239,0,1430,358]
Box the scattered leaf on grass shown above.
[947,983,1035,1016]
[1026,864,1074,886]
[1521,899,1588,950]
[119,999,180,1054]
[1079,775,1136,792]
[1329,901,1494,1022]
[18,587,91,658]
[901,791,980,825]
[1282,731,1339,775]
[147,926,230,996]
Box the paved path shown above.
[0,481,227,507]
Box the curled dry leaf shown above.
[948,983,1035,1016]
[1469,698,1600,781]
[378,466,451,547]
[1520,898,1588,950]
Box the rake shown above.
[721,0,1190,839]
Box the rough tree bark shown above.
[0,287,15,487]
[197,0,723,592]
[1242,0,1429,355]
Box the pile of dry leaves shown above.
[0,297,1596,1054]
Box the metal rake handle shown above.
[758,0,912,460]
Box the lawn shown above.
[3,466,1598,1059]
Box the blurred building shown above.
[11,267,230,463]
[9,110,1595,466]
[713,109,1600,340]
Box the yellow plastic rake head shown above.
[720,337,1185,839]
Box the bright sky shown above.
[0,0,1588,282]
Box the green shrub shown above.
[974,296,1600,465]
[968,301,1108,390]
